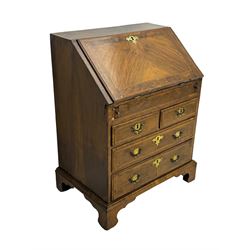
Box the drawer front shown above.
[114,80,201,119]
[112,112,159,146]
[112,118,195,172]
[160,98,198,128]
[112,140,193,200]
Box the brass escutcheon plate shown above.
[131,122,144,135]
[176,107,185,116]
[152,135,164,146]
[152,158,162,168]
[126,35,139,43]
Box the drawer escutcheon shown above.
[176,107,185,117]
[131,122,144,135]
[152,158,162,168]
[152,135,164,146]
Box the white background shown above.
[1,0,250,249]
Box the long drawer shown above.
[112,139,193,200]
[112,118,195,172]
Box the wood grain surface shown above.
[160,98,199,128]
[112,111,159,146]
[112,118,196,172]
[51,36,110,202]
[112,139,193,200]
[79,27,203,101]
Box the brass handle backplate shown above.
[130,147,141,157]
[152,135,164,146]
[129,174,140,183]
[176,107,185,117]
[131,122,144,135]
[152,158,162,168]
[126,35,139,43]
[170,154,180,163]
[173,130,182,139]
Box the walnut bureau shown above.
[50,23,203,230]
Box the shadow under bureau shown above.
[50,23,203,230]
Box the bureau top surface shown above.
[54,23,203,102]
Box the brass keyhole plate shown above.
[152,135,164,146]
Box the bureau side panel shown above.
[51,35,110,202]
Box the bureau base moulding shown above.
[56,160,196,230]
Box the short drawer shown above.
[112,112,159,146]
[112,139,193,200]
[112,118,195,172]
[160,98,198,128]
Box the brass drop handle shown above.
[152,158,162,168]
[129,174,140,183]
[130,147,141,157]
[176,107,185,116]
[170,154,180,163]
[173,130,182,139]
[131,122,144,135]
[152,135,164,146]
